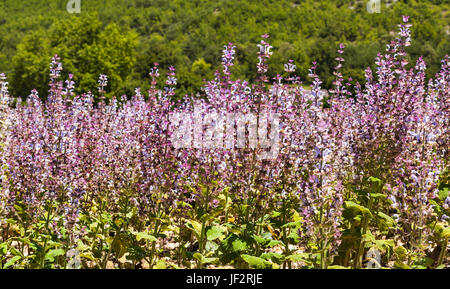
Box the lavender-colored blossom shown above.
[0,16,448,268]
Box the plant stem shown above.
[437,237,448,268]
[355,196,372,269]
[40,203,53,269]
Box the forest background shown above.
[0,0,448,100]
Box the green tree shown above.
[11,14,138,99]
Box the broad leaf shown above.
[45,248,65,262]
[135,232,157,242]
[206,226,226,241]
[241,254,274,269]
[4,256,21,268]
[345,201,373,217]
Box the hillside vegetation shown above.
[0,0,449,99]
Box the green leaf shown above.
[394,261,411,269]
[368,176,382,187]
[288,230,300,243]
[202,257,218,264]
[126,211,134,219]
[136,232,157,242]
[271,211,281,218]
[260,252,284,264]
[443,227,450,238]
[281,220,302,229]
[199,183,208,196]
[438,187,449,201]
[370,193,386,199]
[292,210,302,223]
[253,234,269,246]
[76,240,90,252]
[232,239,247,252]
[186,220,203,240]
[193,252,218,265]
[205,241,219,252]
[345,201,373,217]
[429,200,442,214]
[241,254,274,269]
[267,239,282,248]
[432,222,450,239]
[375,239,394,250]
[0,243,7,255]
[45,248,65,262]
[377,211,395,226]
[155,259,168,269]
[9,246,24,258]
[126,245,146,261]
[80,252,95,261]
[111,233,131,258]
[4,256,21,268]
[193,252,204,262]
[6,218,17,225]
[206,226,226,241]
[286,253,309,262]
[394,246,408,261]
[362,232,375,243]
[10,237,40,251]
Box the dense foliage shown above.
[0,0,449,99]
[0,17,448,269]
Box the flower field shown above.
[0,17,448,269]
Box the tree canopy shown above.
[0,0,449,99]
